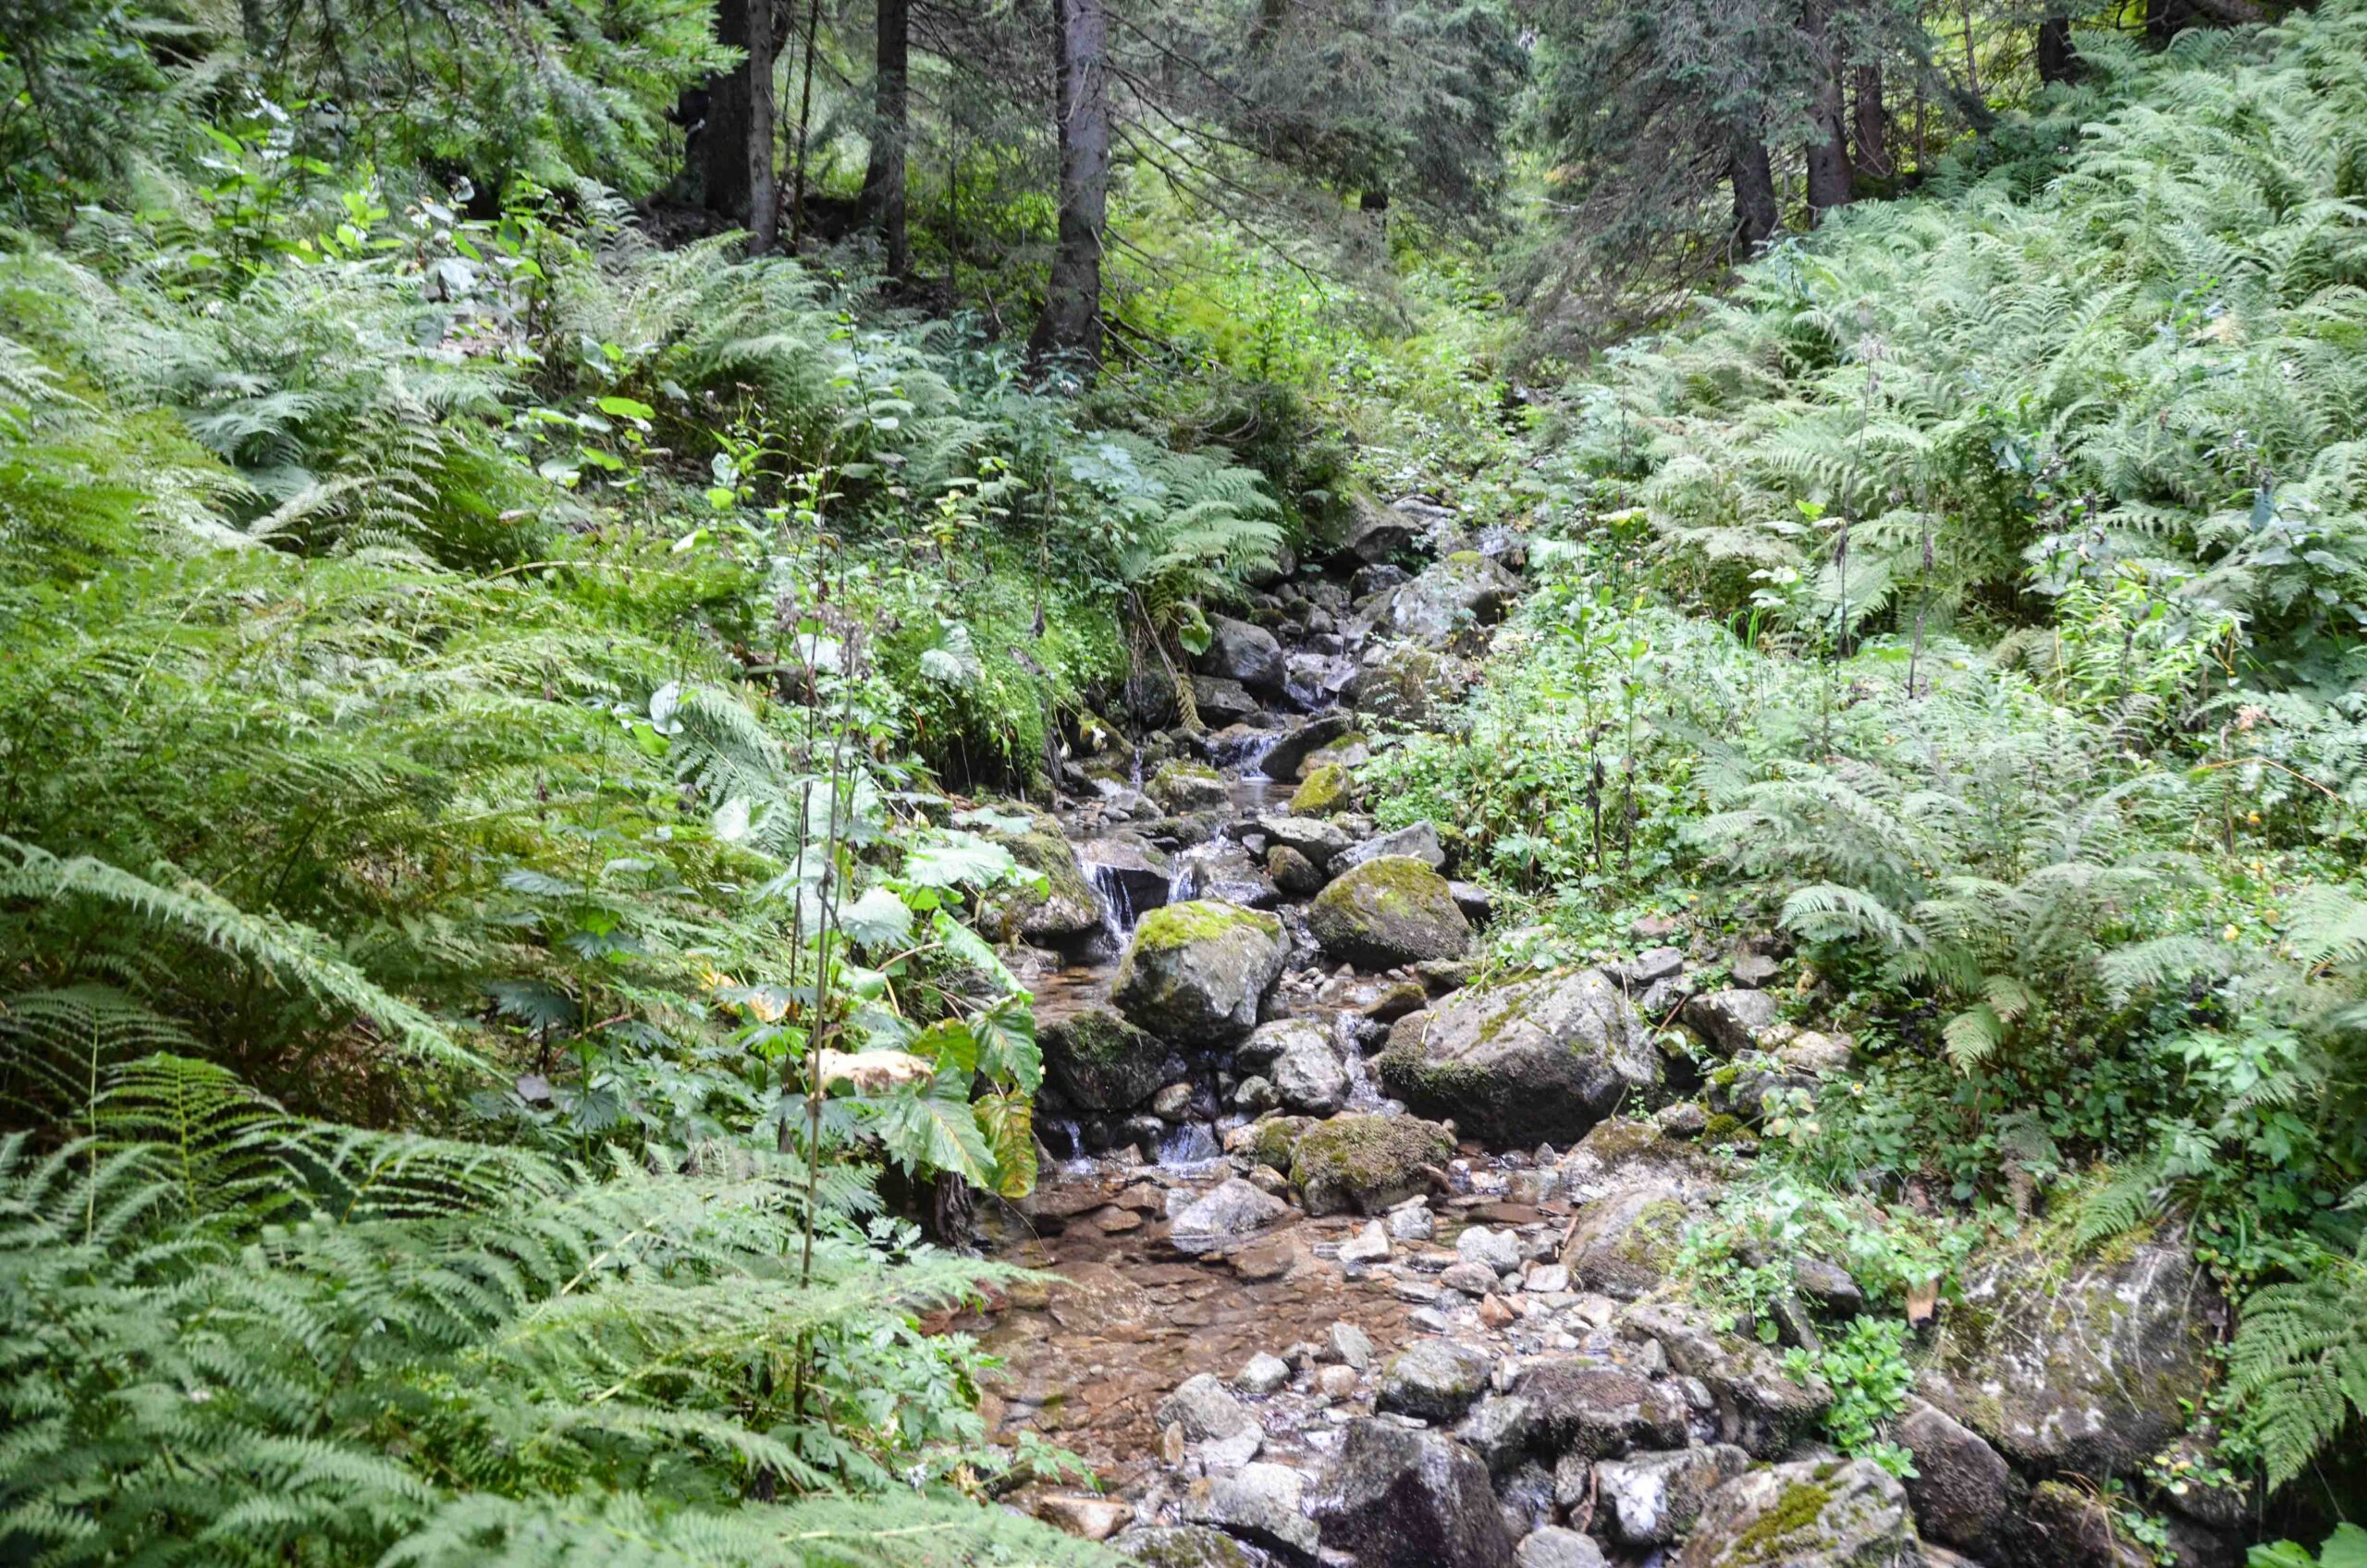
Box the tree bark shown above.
[704,0,779,251]
[1030,0,1110,367]
[1851,64,1890,190]
[2036,14,2080,81]
[1728,122,1778,254]
[860,0,911,276]
[1802,0,1854,223]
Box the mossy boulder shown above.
[1307,855,1471,970]
[1113,1525,1266,1568]
[1379,967,1659,1146]
[1112,900,1287,1043]
[1242,1113,1316,1171]
[1562,1182,1690,1300]
[1343,642,1473,727]
[983,813,1102,949]
[1149,759,1231,814]
[1040,1006,1171,1112]
[1676,1459,1924,1568]
[1291,1112,1453,1216]
[1290,763,1355,816]
[1917,1232,2227,1479]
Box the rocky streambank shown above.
[950,496,2239,1568]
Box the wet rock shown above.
[1268,1031,1349,1117]
[1113,900,1288,1043]
[1677,1458,1924,1568]
[1309,1418,1515,1568]
[1113,1524,1269,1568]
[1266,844,1326,897]
[1376,1339,1495,1422]
[1185,1463,1318,1562]
[1681,989,1782,1056]
[1344,498,1424,565]
[1309,855,1472,970]
[1625,1304,1834,1459]
[983,812,1104,949]
[1151,1081,1196,1121]
[1382,968,1657,1146]
[1037,1494,1136,1540]
[1513,1361,1688,1459]
[1192,675,1266,729]
[1515,1526,1604,1568]
[1078,834,1174,913]
[1292,1111,1454,1217]
[1258,712,1358,782]
[1160,1371,1260,1441]
[1919,1235,2226,1481]
[1456,1393,1539,1472]
[1388,1199,1438,1242]
[1171,1179,1293,1253]
[1041,1006,1171,1112]
[1339,1219,1392,1265]
[1150,759,1233,814]
[1456,1225,1524,1276]
[1171,839,1282,909]
[1898,1400,2011,1554]
[1199,615,1286,693]
[1383,552,1522,651]
[1255,814,1355,866]
[1594,1444,1750,1546]
[1289,764,1355,817]
[1449,881,1494,924]
[1234,1352,1294,1397]
[1337,820,1447,873]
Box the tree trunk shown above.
[1030,0,1110,367]
[1851,64,1890,190]
[1802,0,1853,223]
[704,0,779,251]
[860,0,911,276]
[1728,123,1778,253]
[2036,14,2080,81]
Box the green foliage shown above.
[2251,1524,2367,1568]
[1784,1318,1921,1479]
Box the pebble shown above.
[1523,1264,1570,1293]
[1317,1364,1361,1398]
[1478,1293,1517,1329]
[1338,1220,1392,1265]
[1386,1199,1437,1241]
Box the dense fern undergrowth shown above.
[1371,5,2367,1501]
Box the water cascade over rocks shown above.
[946,496,2234,1568]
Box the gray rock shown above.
[1159,1372,1259,1441]
[1609,946,1686,990]
[1456,1225,1525,1276]
[1594,1444,1750,1546]
[985,814,1105,948]
[1337,821,1447,873]
[1625,1305,1834,1459]
[1113,900,1288,1043]
[1343,641,1475,727]
[1238,1353,1294,1397]
[1269,1029,1350,1116]
[1795,1256,1866,1315]
[1201,1427,1266,1471]
[1257,712,1358,782]
[1381,968,1658,1146]
[1352,562,1414,596]
[1523,1264,1570,1294]
[1449,881,1494,923]
[1041,1006,1171,1112]
[1171,1179,1293,1253]
[1344,498,1423,564]
[1192,675,1265,728]
[1291,1112,1455,1217]
[1185,1462,1318,1562]
[1199,615,1286,693]
[1255,815,1355,866]
[1308,856,1472,970]
[1339,1219,1392,1265]
[1440,1261,1502,1297]
[1309,1418,1515,1568]
[1728,950,1782,988]
[1681,989,1782,1055]
[1677,1458,1924,1568]
[1233,1075,1281,1114]
[1899,1399,2012,1554]
[1388,1201,1437,1242]
[2014,1480,2155,1568]
[1170,839,1283,910]
[1919,1236,2226,1480]
[1455,1393,1539,1472]
[1515,1527,1604,1568]
[1376,1339,1495,1423]
[1512,1360,1687,1460]
[1268,844,1326,897]
[1152,1081,1196,1121]
[1148,762,1233,815]
[1113,1524,1268,1568]
[1329,1321,1376,1370]
[1383,553,1522,651]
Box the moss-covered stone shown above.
[1291,1112,1453,1216]
[982,813,1102,949]
[1148,759,1231,814]
[1377,967,1659,1146]
[1112,900,1288,1043]
[1674,1457,1919,1568]
[1040,1006,1169,1112]
[1289,763,1355,816]
[1248,1114,1314,1172]
[1306,855,1469,970]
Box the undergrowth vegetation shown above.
[1368,2,2367,1496]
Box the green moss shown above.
[1133,899,1281,952]
[1702,1112,1748,1145]
[1291,1113,1453,1206]
[1289,763,1354,815]
[1250,1115,1313,1171]
[1445,550,1486,566]
[1726,1479,1833,1565]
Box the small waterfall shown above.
[1087,861,1144,949]
[1332,1011,1395,1113]
[1156,1122,1223,1166]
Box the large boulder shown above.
[1380,969,1658,1145]
[1343,496,1425,564]
[1511,1361,1688,1460]
[1259,712,1357,781]
[1683,989,1782,1056]
[1376,1339,1494,1423]
[1114,900,1287,1042]
[1898,1400,2013,1556]
[1149,759,1233,814]
[1159,1373,1259,1441]
[1563,1182,1691,1300]
[983,813,1103,949]
[1171,1178,1294,1254]
[1288,764,1354,816]
[1077,835,1173,925]
[1237,1017,1351,1116]
[1290,1112,1453,1216]
[1677,1459,1926,1568]
[1192,675,1265,729]
[1594,1445,1753,1548]
[1309,1419,1515,1568]
[1184,1463,1318,1562]
[1382,553,1521,651]
[1918,1235,2226,1481]
[1199,615,1286,693]
[1343,641,1475,727]
[1308,856,1472,970]
[1041,1006,1171,1112]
